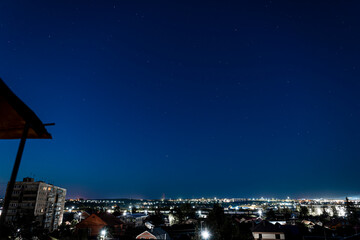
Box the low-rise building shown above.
[251,220,285,240]
[120,213,148,227]
[76,212,125,238]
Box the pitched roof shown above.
[0,78,51,139]
[136,230,156,239]
[136,228,170,239]
[251,220,283,233]
[96,212,124,226]
[76,214,107,228]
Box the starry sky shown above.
[0,1,360,199]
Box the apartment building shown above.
[5,177,66,231]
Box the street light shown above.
[201,229,210,240]
[100,229,106,240]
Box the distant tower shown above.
[161,193,165,200]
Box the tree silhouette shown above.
[345,197,359,225]
[266,208,276,220]
[299,206,309,219]
[205,204,253,240]
[173,203,196,223]
[331,206,338,218]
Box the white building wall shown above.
[253,232,285,240]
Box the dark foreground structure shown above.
[0,78,53,238]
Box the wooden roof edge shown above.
[0,78,52,139]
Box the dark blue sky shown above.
[1,1,360,199]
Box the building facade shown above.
[4,177,66,231]
[251,221,285,240]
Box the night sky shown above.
[1,1,360,199]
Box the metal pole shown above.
[0,123,29,224]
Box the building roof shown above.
[151,227,170,238]
[251,220,283,233]
[0,78,51,139]
[136,230,157,239]
[136,227,170,239]
[76,214,107,229]
[95,212,124,226]
[130,213,148,218]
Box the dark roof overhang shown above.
[0,78,51,139]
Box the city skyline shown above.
[1,1,360,199]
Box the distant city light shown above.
[339,207,346,217]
